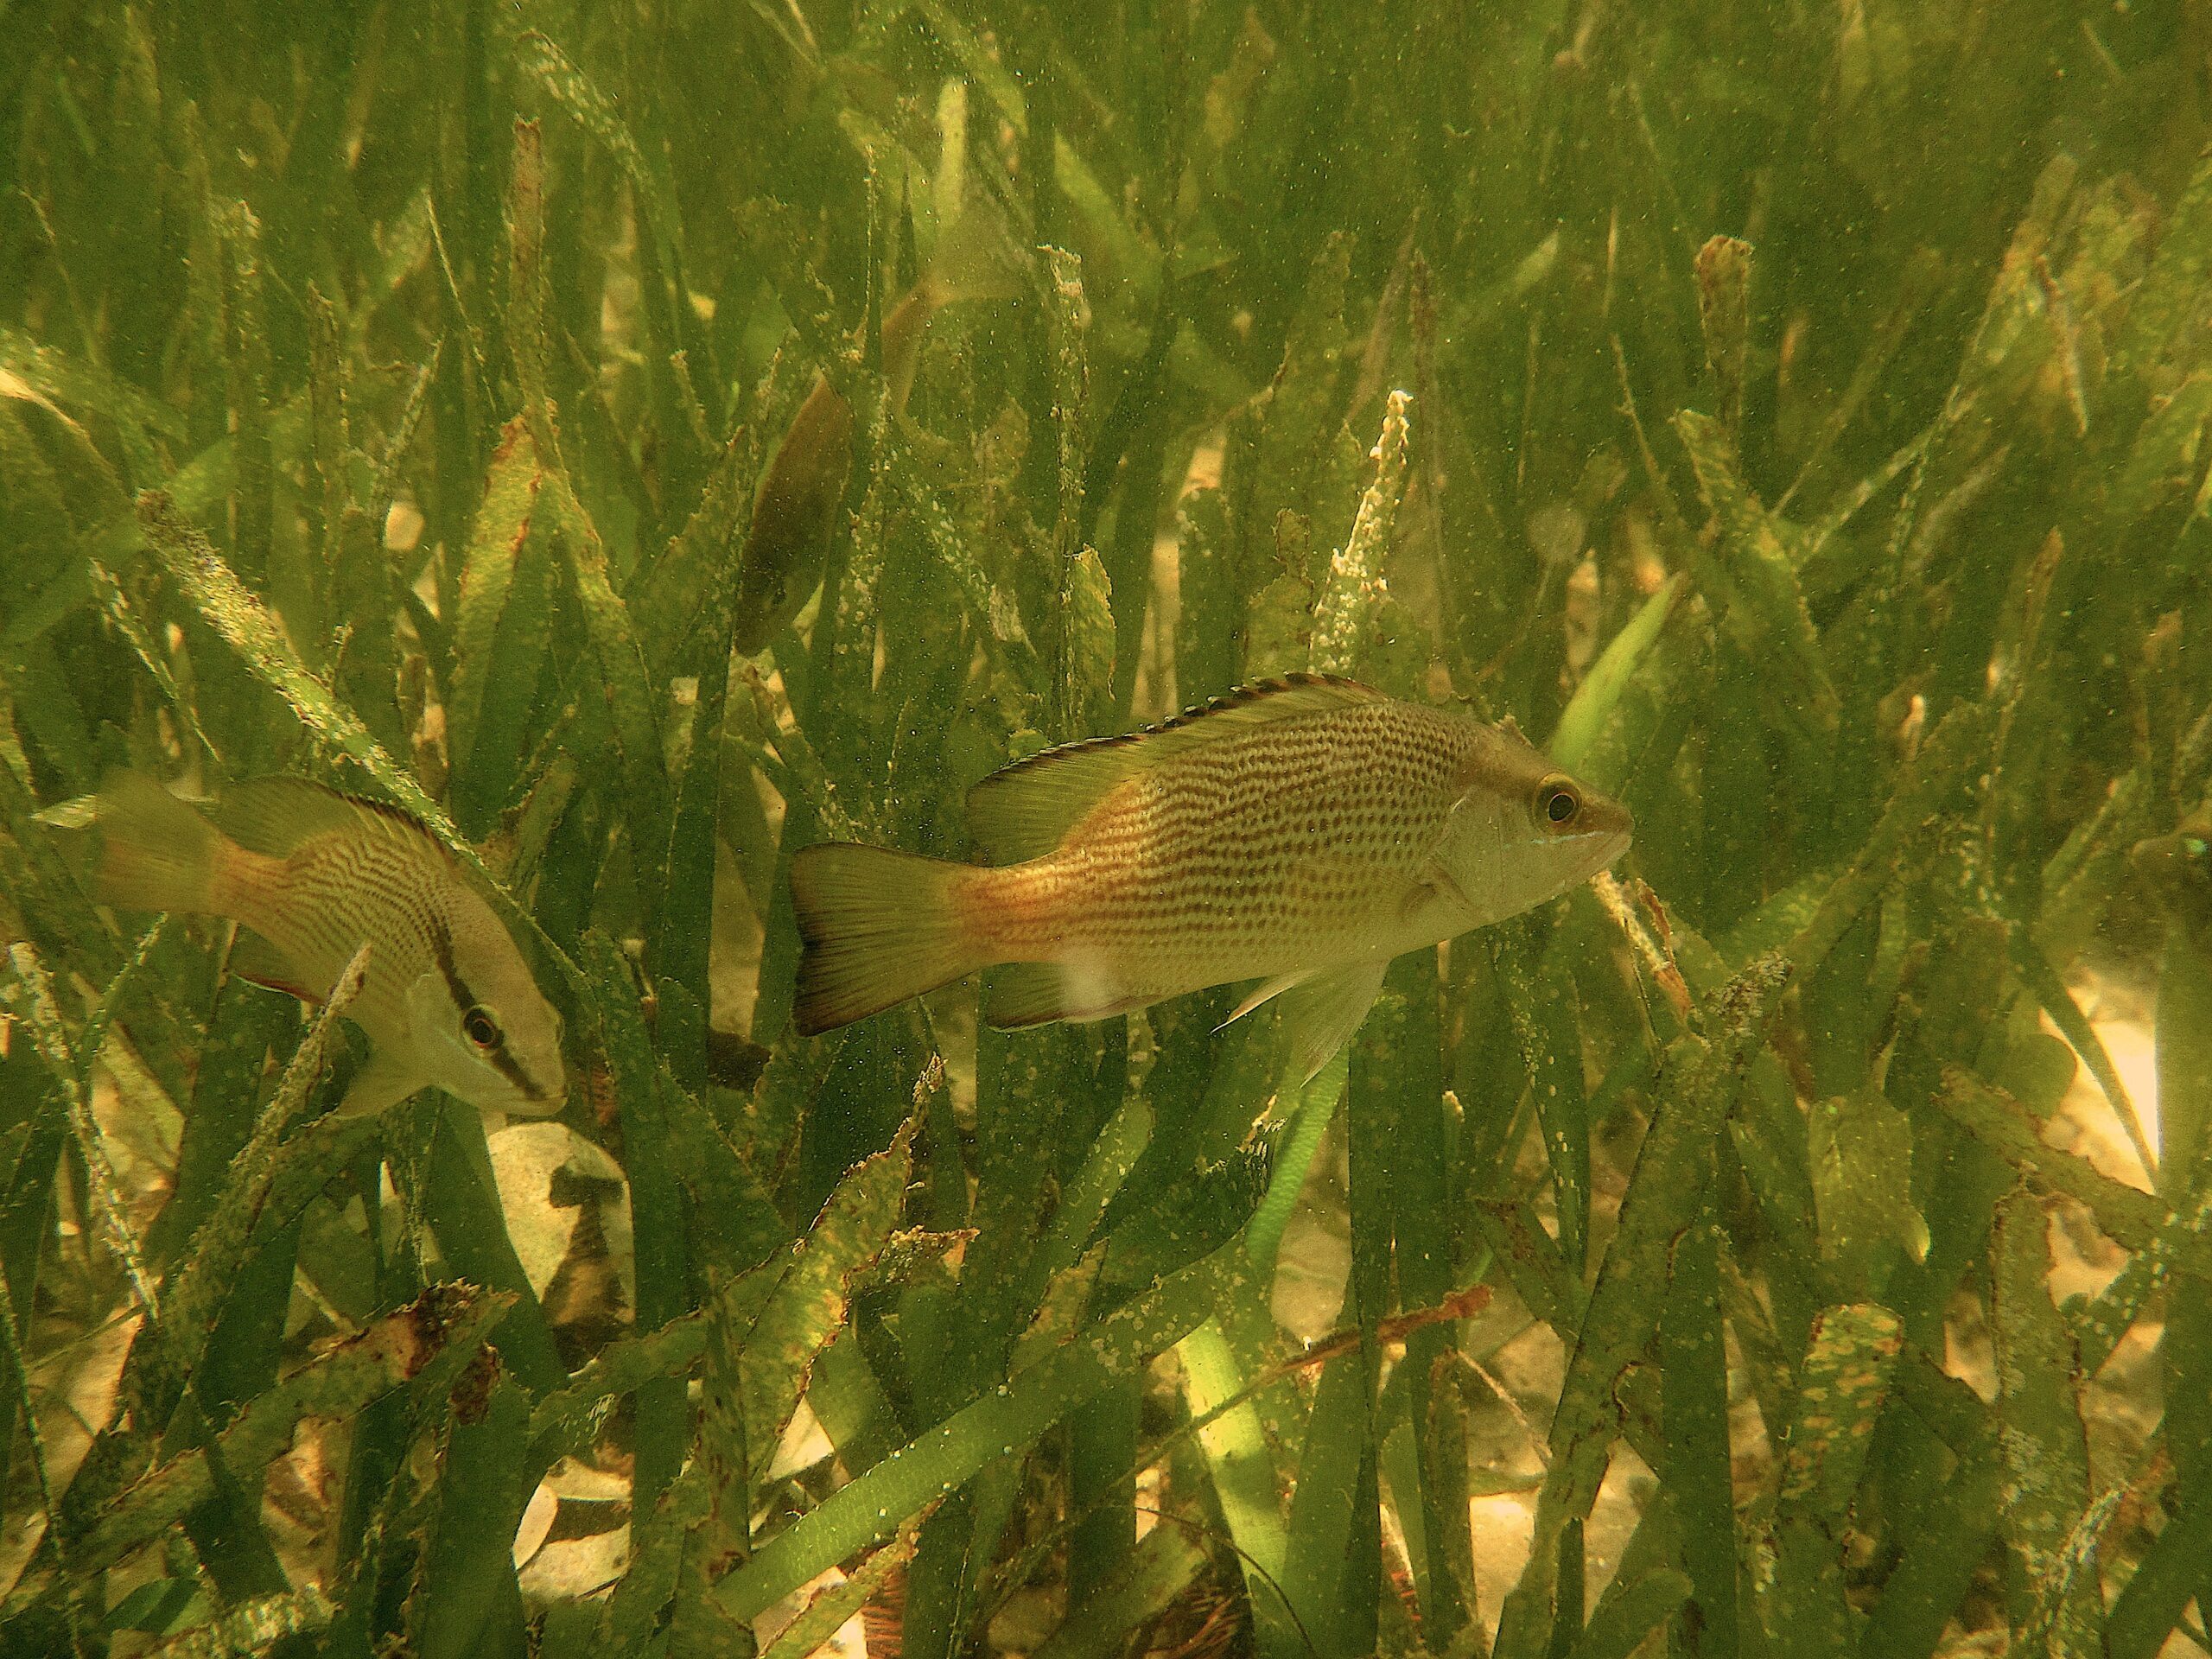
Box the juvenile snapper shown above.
[791,676,1632,1079]
[93,774,566,1119]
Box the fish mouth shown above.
[1573,825,1632,876]
[518,1062,571,1112]
[504,1087,567,1120]
[1577,795,1633,869]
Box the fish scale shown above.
[790,675,1634,1078]
[985,705,1474,995]
[92,772,566,1118]
[250,836,447,1029]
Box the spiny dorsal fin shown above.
[214,778,450,865]
[965,673,1387,864]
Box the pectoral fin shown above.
[1218,971,1310,1028]
[335,1047,428,1119]
[226,930,322,1004]
[1402,858,1475,925]
[1278,959,1389,1086]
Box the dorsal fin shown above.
[213,778,448,864]
[965,673,1386,864]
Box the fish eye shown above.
[1540,779,1581,828]
[461,1006,504,1050]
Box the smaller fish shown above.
[2133,813,2212,956]
[791,676,1632,1081]
[734,207,1021,652]
[92,773,566,1120]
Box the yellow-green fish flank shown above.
[790,675,1632,1079]
[92,773,567,1119]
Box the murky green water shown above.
[2,5,2209,1655]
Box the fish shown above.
[2133,813,2212,955]
[789,674,1633,1081]
[91,772,567,1120]
[734,207,1021,652]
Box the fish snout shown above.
[517,1058,574,1116]
[1583,791,1635,862]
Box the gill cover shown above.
[404,967,566,1118]
[1433,730,1633,927]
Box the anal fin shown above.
[335,1047,428,1118]
[982,960,1162,1028]
[1278,959,1389,1085]
[1218,971,1310,1028]
[227,929,322,1004]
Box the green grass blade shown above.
[582,931,691,1519]
[1565,1569,1692,1659]
[1658,1215,1737,1656]
[1176,1317,1295,1650]
[1495,954,1790,1659]
[1782,702,1990,981]
[1859,1445,2003,1659]
[2104,1495,2212,1659]
[1373,949,1471,1646]
[447,417,554,833]
[1496,925,1590,1273]
[133,495,446,839]
[1548,574,1686,780]
[1039,1097,1150,1291]
[162,947,367,1382]
[51,1284,507,1587]
[410,1381,533,1659]
[756,1521,926,1659]
[547,476,673,918]
[1755,1303,1903,1658]
[1990,1186,2101,1656]
[416,1104,568,1395]
[1931,1068,2169,1254]
[715,1238,1253,1623]
[513,32,682,259]
[736,1122,912,1489]
[1280,1350,1374,1657]
[1243,1049,1348,1278]
[1673,410,1838,765]
[1067,1376,1141,1611]
[1033,1521,1206,1659]
[2114,150,2212,380]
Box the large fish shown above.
[790,675,1633,1079]
[92,773,566,1119]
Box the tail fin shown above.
[790,843,980,1036]
[92,772,225,915]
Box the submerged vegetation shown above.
[3,2,2212,1656]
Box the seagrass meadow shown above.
[4,2,2212,1656]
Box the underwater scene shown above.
[4,2,2212,1656]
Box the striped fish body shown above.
[969,700,1491,1007]
[219,821,477,1052]
[92,775,566,1119]
[791,677,1632,1079]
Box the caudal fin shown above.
[790,843,980,1035]
[92,772,226,916]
